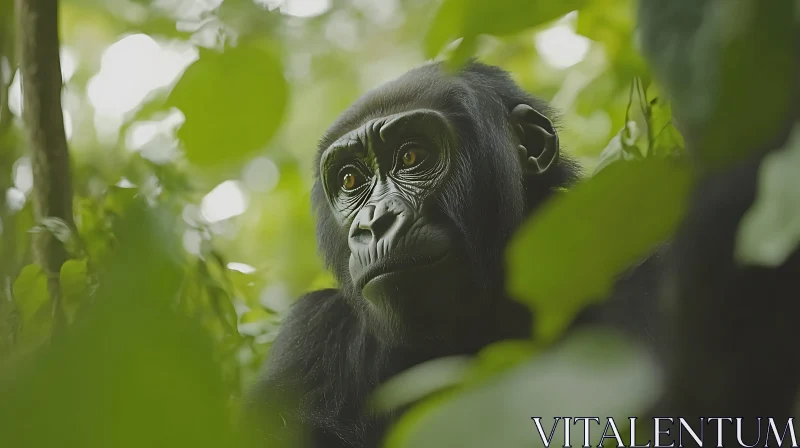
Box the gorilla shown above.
[245,61,661,447]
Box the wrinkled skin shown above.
[318,108,464,343]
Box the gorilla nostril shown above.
[351,226,372,244]
[369,212,397,240]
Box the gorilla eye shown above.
[398,144,429,170]
[340,167,365,191]
[402,150,418,167]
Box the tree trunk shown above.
[0,0,18,354]
[15,0,73,336]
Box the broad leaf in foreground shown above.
[167,42,287,167]
[386,330,661,448]
[508,159,691,341]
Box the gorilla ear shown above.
[510,104,560,175]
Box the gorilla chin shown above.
[358,252,450,293]
[347,214,465,316]
[357,251,470,343]
[359,252,456,299]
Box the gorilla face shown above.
[317,109,469,340]
[311,63,562,344]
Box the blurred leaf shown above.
[424,0,464,58]
[60,258,90,319]
[9,203,35,269]
[736,125,800,267]
[593,120,642,175]
[464,339,540,385]
[372,356,473,413]
[30,217,75,248]
[10,263,53,352]
[0,202,250,448]
[60,1,189,43]
[208,283,240,334]
[104,186,139,217]
[463,0,588,37]
[426,0,587,61]
[648,97,685,157]
[12,264,48,324]
[576,0,648,88]
[167,42,287,167]
[576,0,633,48]
[240,306,270,324]
[442,37,479,72]
[508,159,692,342]
[638,0,797,166]
[386,330,661,448]
[308,270,337,291]
[227,268,260,299]
[216,0,282,38]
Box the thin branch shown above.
[16,0,74,338]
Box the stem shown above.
[16,0,73,338]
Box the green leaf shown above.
[375,340,541,415]
[29,216,80,257]
[167,42,287,167]
[425,0,588,63]
[104,186,139,217]
[12,264,49,323]
[736,125,800,267]
[30,217,73,245]
[638,0,797,166]
[61,258,90,319]
[576,0,635,46]
[386,330,661,448]
[423,0,465,58]
[372,356,473,413]
[0,202,250,448]
[648,98,685,157]
[593,121,642,175]
[508,159,692,342]
[464,339,541,385]
[442,36,479,73]
[463,0,587,38]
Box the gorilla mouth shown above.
[355,252,449,291]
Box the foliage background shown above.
[1,0,647,380]
[0,0,795,446]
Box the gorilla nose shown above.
[360,209,396,240]
[349,197,411,247]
